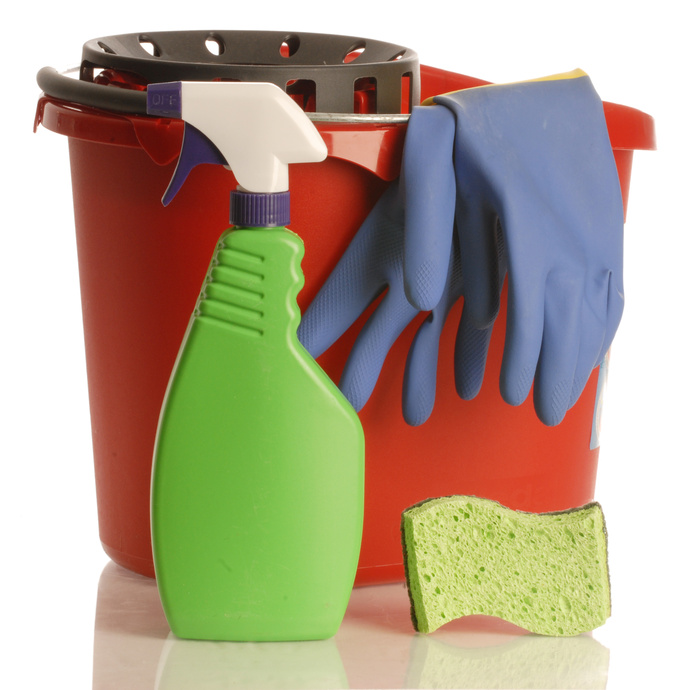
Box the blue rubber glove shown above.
[404,70,625,426]
[299,105,488,425]
[297,188,503,426]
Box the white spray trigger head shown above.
[178,81,327,194]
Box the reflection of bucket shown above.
[35,33,655,585]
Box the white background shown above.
[4,1,693,688]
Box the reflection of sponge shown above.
[401,496,611,636]
[407,633,610,689]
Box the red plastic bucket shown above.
[35,63,655,585]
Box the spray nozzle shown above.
[146,81,328,218]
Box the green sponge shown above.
[401,496,611,636]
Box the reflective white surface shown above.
[92,562,611,689]
[9,546,691,689]
[6,1,695,688]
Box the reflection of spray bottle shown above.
[147,82,364,642]
[155,635,349,690]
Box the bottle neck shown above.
[197,226,304,342]
[230,190,291,228]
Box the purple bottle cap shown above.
[230,190,291,228]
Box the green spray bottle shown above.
[146,81,364,642]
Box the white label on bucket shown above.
[590,354,609,450]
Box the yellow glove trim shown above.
[421,68,588,106]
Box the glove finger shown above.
[567,272,609,409]
[298,185,402,358]
[403,291,455,427]
[339,287,420,412]
[453,217,504,399]
[567,269,624,410]
[456,205,504,329]
[454,316,494,400]
[533,272,583,426]
[499,269,545,408]
[402,105,457,311]
[598,270,624,366]
[568,309,603,412]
